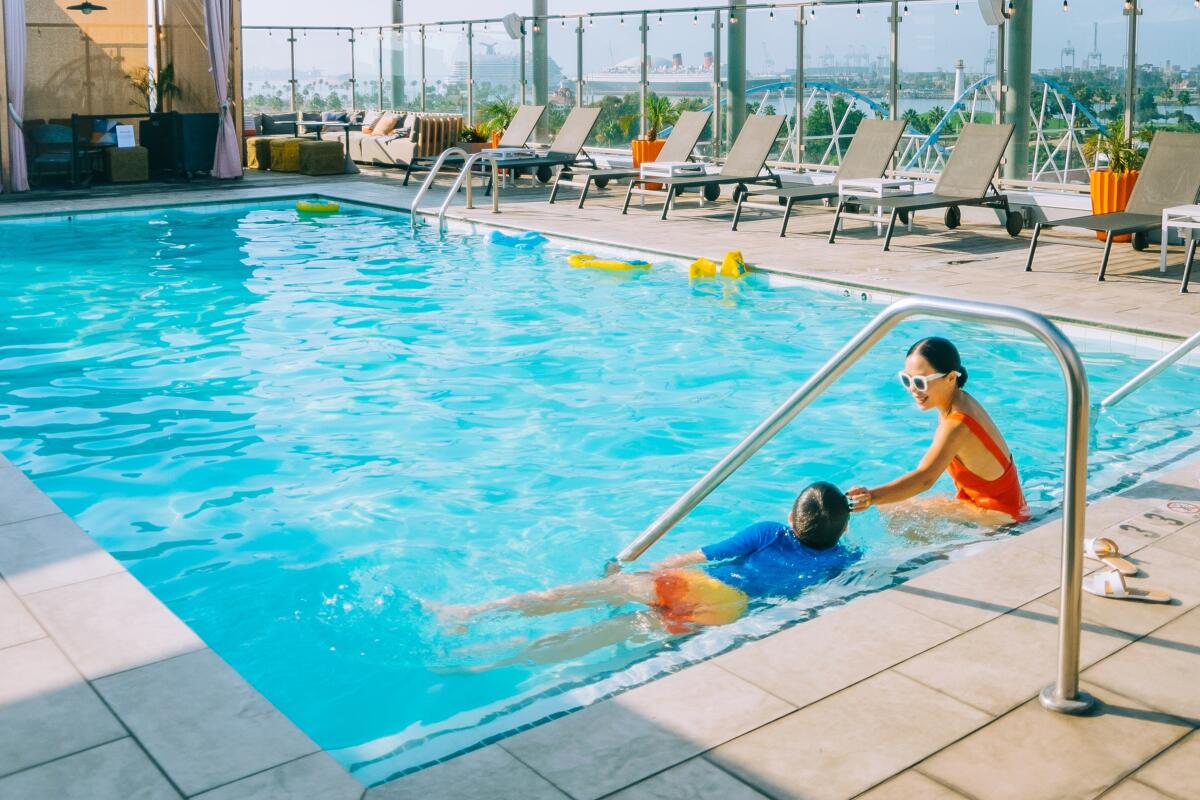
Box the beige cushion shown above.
[361,110,382,130]
[374,112,400,136]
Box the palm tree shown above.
[478,98,519,135]
[643,93,679,141]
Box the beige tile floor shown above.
[1,174,1199,799]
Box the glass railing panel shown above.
[422,23,469,119]
[242,27,295,114]
[741,6,800,164]
[539,16,580,142]
[1120,0,1198,133]
[382,26,422,111]
[471,18,524,137]
[292,28,353,113]
[580,12,645,148]
[648,10,719,158]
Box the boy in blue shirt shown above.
[449,483,854,645]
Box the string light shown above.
[693,13,698,24]
[810,5,816,18]
[903,3,909,15]
[954,2,960,14]
[856,0,862,17]
[1123,0,1133,10]
[1008,0,1016,16]
[1062,0,1069,11]
[731,12,739,23]
[619,15,624,24]
[769,9,775,20]
[658,14,663,24]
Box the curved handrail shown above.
[614,295,1092,715]
[410,147,468,231]
[435,152,501,234]
[1102,329,1200,408]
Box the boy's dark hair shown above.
[791,482,850,550]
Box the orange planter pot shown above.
[490,130,502,149]
[632,138,667,190]
[1089,169,1139,242]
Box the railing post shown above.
[377,28,384,109]
[639,12,649,140]
[288,27,297,112]
[420,25,427,112]
[1123,0,1140,135]
[795,8,805,169]
[889,1,900,121]
[467,22,474,126]
[349,29,357,114]
[519,27,527,105]
[712,10,722,157]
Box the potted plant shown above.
[629,94,680,189]
[1083,120,1150,242]
[129,63,182,113]
[479,99,518,148]
[457,124,490,153]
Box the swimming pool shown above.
[1,200,1198,782]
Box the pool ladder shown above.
[410,148,501,234]
[1101,328,1200,408]
[613,295,1095,716]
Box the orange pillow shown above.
[373,112,399,136]
[361,127,373,135]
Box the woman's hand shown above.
[846,487,873,512]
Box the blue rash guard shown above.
[699,521,860,599]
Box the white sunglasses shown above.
[897,370,950,392]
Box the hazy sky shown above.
[242,0,1200,75]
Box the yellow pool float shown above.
[296,200,340,214]
[567,253,651,271]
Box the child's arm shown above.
[653,550,707,570]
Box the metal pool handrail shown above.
[1102,329,1200,408]
[613,295,1094,715]
[410,147,467,231]
[435,152,501,234]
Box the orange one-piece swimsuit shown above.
[945,412,1030,523]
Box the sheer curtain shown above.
[203,0,241,179]
[3,0,29,191]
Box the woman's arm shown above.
[848,419,969,511]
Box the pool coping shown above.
[2,190,1199,798]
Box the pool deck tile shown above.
[603,758,770,800]
[23,571,205,681]
[893,599,1134,716]
[852,770,969,800]
[0,463,63,526]
[1096,780,1177,800]
[192,753,364,800]
[877,539,1064,631]
[0,738,181,800]
[0,638,126,778]
[1081,606,1200,723]
[916,682,1192,800]
[93,648,320,797]
[365,745,567,800]
[712,592,960,709]
[0,513,125,596]
[0,578,44,650]
[707,670,991,800]
[1120,729,1200,800]
[498,661,794,800]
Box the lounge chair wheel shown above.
[732,183,748,203]
[1005,212,1024,237]
[944,207,961,229]
[778,196,789,207]
[898,209,909,225]
[594,177,609,189]
[703,184,721,202]
[560,168,573,181]
[536,166,553,184]
[1132,231,1148,251]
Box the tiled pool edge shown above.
[0,453,365,799]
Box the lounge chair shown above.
[495,104,547,148]
[1024,131,1200,286]
[732,119,907,236]
[829,123,1024,251]
[551,110,712,207]
[621,114,787,220]
[481,107,602,192]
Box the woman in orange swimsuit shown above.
[846,336,1030,524]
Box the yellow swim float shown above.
[567,253,651,271]
[296,199,340,214]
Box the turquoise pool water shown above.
[1,201,1198,782]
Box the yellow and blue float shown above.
[567,253,651,271]
[295,199,341,214]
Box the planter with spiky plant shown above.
[479,98,519,147]
[1083,120,1150,242]
[630,94,680,188]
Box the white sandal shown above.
[1084,537,1138,576]
[1083,569,1170,604]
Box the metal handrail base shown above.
[1102,329,1200,408]
[615,295,1093,715]
[435,153,501,234]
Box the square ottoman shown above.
[245,135,276,170]
[298,140,345,176]
[103,146,149,183]
[269,138,303,173]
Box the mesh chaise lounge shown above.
[731,119,907,236]
[621,115,787,221]
[495,104,547,148]
[481,107,602,192]
[550,110,712,207]
[828,123,1023,251]
[1023,131,1200,288]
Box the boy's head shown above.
[789,482,850,550]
